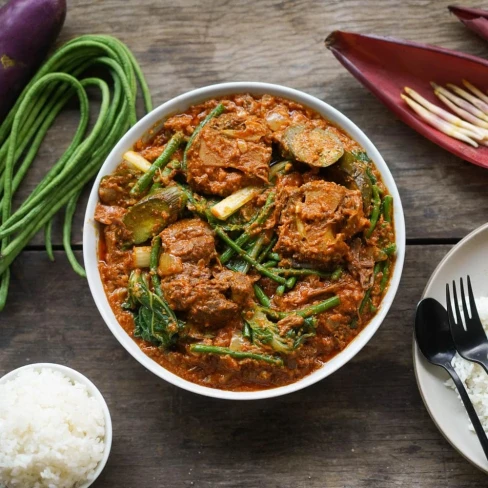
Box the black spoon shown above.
[415,297,488,460]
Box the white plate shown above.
[413,222,488,473]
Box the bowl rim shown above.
[0,362,112,488]
[83,81,406,400]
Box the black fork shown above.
[446,276,488,373]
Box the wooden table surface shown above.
[2,0,488,486]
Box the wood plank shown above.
[2,246,487,486]
[8,0,488,249]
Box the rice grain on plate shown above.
[446,297,488,432]
[0,368,105,488]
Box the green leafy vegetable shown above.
[127,269,183,348]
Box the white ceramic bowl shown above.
[83,82,406,400]
[0,363,112,487]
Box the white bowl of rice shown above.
[0,363,112,488]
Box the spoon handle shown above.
[445,363,488,460]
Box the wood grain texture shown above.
[3,246,488,487]
[4,0,488,250]
[3,0,488,486]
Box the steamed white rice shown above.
[0,367,105,488]
[446,296,488,432]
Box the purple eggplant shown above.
[0,0,66,121]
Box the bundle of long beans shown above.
[0,34,152,310]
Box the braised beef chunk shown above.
[347,238,376,289]
[213,270,254,309]
[186,113,272,196]
[94,203,126,225]
[160,264,254,328]
[159,264,211,311]
[98,163,140,207]
[188,293,240,328]
[95,202,133,249]
[158,219,254,328]
[275,178,369,266]
[159,218,216,265]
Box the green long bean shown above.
[295,296,341,318]
[253,284,272,308]
[276,285,286,296]
[257,234,278,264]
[190,344,283,366]
[220,191,275,264]
[365,185,381,238]
[382,195,393,223]
[331,267,343,281]
[383,243,396,256]
[380,260,390,293]
[285,277,297,289]
[63,190,85,277]
[149,236,178,323]
[44,220,54,262]
[241,234,265,274]
[269,267,332,279]
[259,295,340,321]
[0,34,152,310]
[214,227,286,285]
[130,132,184,196]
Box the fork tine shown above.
[446,283,456,326]
[460,277,470,323]
[447,283,467,344]
[452,280,465,329]
[467,275,482,323]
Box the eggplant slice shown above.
[282,125,344,167]
[122,185,187,244]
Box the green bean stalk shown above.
[350,262,382,329]
[130,132,184,196]
[215,227,286,285]
[230,234,265,274]
[365,184,381,238]
[190,344,283,366]
[382,195,393,223]
[220,191,275,264]
[258,295,340,321]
